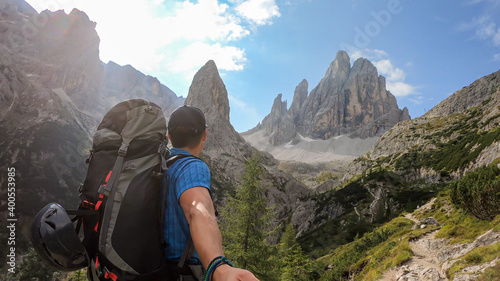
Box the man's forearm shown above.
[180,187,259,281]
[187,199,224,269]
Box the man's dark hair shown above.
[168,105,207,149]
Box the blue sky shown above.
[27,0,500,132]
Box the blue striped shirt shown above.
[163,148,211,263]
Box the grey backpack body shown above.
[79,99,169,281]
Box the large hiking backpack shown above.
[78,99,170,280]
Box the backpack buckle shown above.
[98,184,110,197]
[118,143,128,157]
[94,258,103,278]
[82,200,95,209]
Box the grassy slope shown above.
[315,189,500,280]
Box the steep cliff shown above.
[185,60,310,220]
[246,50,410,148]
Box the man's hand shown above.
[212,264,260,281]
[179,188,260,281]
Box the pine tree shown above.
[220,153,277,280]
[278,223,313,281]
[9,247,53,281]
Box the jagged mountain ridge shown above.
[246,50,410,148]
[185,60,311,221]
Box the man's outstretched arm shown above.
[179,187,259,281]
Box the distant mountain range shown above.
[245,50,410,146]
[243,50,410,162]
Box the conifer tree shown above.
[278,223,313,281]
[220,153,276,280]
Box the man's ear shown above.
[202,129,207,142]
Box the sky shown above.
[26,0,500,133]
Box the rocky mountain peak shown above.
[244,50,411,148]
[185,60,246,157]
[325,50,351,81]
[186,60,230,124]
[184,61,310,217]
[288,79,308,120]
[271,93,287,117]
[351,57,377,76]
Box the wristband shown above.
[204,256,233,281]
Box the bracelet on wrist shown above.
[204,256,233,281]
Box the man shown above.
[164,105,259,281]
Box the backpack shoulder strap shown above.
[162,153,199,269]
[98,141,130,254]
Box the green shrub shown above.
[450,165,500,220]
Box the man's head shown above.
[168,105,207,150]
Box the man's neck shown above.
[176,146,200,157]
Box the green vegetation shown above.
[220,153,277,280]
[278,223,315,281]
[220,153,319,281]
[394,126,500,172]
[365,106,500,175]
[450,165,500,220]
[447,242,500,279]
[5,248,55,281]
[315,171,340,184]
[298,170,437,258]
[312,176,500,280]
[415,189,500,244]
[316,217,417,281]
[478,264,500,281]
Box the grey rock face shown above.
[249,50,410,145]
[0,1,185,219]
[102,62,184,117]
[184,60,310,219]
[258,94,296,145]
[288,79,308,121]
[191,69,309,230]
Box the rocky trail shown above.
[380,199,500,281]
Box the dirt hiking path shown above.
[379,200,448,281]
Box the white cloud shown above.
[348,48,417,97]
[494,53,500,61]
[168,42,247,78]
[458,15,500,46]
[26,0,279,95]
[409,95,424,105]
[387,81,416,97]
[162,0,249,42]
[373,59,405,82]
[350,48,388,62]
[236,0,281,25]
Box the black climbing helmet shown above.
[31,202,88,271]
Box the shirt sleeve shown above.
[174,159,211,201]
